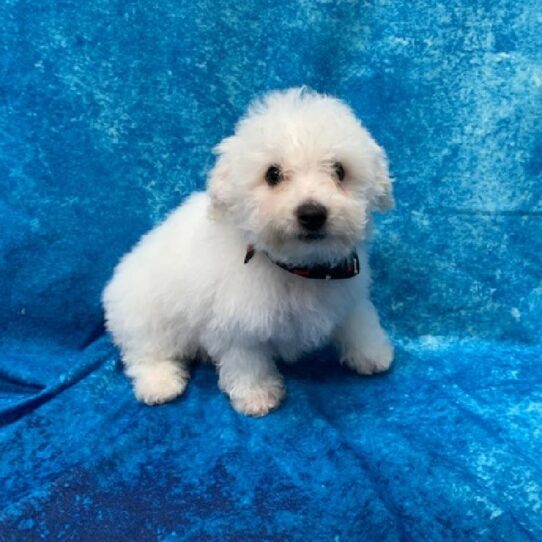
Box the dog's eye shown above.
[265,165,282,187]
[333,162,345,181]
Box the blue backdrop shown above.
[1,1,541,540]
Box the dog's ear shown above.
[207,137,235,212]
[372,144,394,213]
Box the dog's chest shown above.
[273,281,353,352]
[222,269,356,355]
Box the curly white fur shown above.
[103,88,394,416]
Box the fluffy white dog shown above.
[103,88,394,416]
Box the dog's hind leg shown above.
[334,299,394,375]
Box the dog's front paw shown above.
[229,379,286,417]
[130,361,189,405]
[343,339,394,376]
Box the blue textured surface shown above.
[1,1,541,540]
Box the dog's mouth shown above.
[297,232,326,242]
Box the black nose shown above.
[296,202,328,231]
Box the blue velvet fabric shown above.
[1,1,541,540]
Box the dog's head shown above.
[208,88,393,265]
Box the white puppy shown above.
[103,88,394,416]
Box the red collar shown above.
[244,245,360,280]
